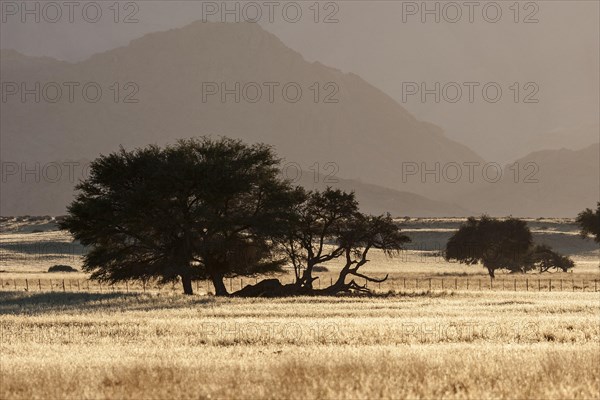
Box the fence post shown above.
[77,280,80,291]
[241,278,243,290]
[595,279,597,292]
[25,279,29,291]
[514,279,516,291]
[429,278,432,291]
[62,279,65,292]
[538,279,541,291]
[455,278,457,290]
[441,279,444,290]
[466,279,469,290]
[549,279,551,292]
[330,277,333,287]
[403,278,406,289]
[14,279,17,290]
[526,278,528,291]
[478,279,481,290]
[38,279,41,291]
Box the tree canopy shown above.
[273,188,411,295]
[526,244,574,273]
[60,137,296,295]
[445,216,573,277]
[576,203,600,243]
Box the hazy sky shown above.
[2,0,598,162]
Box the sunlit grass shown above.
[1,290,599,399]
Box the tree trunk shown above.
[301,263,315,289]
[324,270,348,294]
[211,273,228,296]
[181,274,193,295]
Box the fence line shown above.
[0,277,598,294]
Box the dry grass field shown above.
[1,291,599,399]
[1,217,599,399]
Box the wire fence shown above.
[0,277,598,294]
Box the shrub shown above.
[48,265,78,273]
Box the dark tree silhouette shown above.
[270,188,410,295]
[576,203,600,243]
[446,216,532,278]
[324,213,410,294]
[445,216,573,277]
[60,137,296,295]
[278,188,359,290]
[526,244,575,273]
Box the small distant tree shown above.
[60,137,296,295]
[576,203,600,243]
[526,244,574,273]
[445,216,532,278]
[445,216,572,277]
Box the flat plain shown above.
[1,217,599,399]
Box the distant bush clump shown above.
[48,265,78,273]
[312,265,329,272]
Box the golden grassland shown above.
[1,221,599,399]
[1,289,599,399]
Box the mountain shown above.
[2,21,597,217]
[1,21,483,206]
[513,123,600,162]
[0,49,69,76]
[458,144,600,217]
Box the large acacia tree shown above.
[60,137,296,295]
